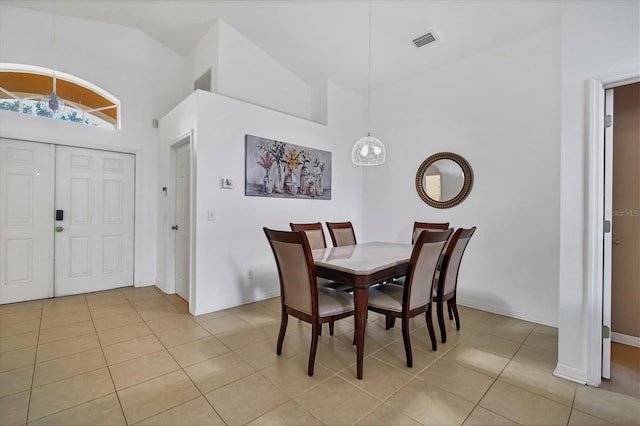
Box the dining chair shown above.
[434,226,476,343]
[263,227,355,376]
[411,221,450,244]
[290,222,352,336]
[393,223,452,286]
[289,222,328,250]
[326,221,357,247]
[367,229,452,367]
[289,222,351,289]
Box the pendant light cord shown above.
[52,0,57,92]
[367,0,372,136]
[53,0,56,42]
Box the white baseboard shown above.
[192,290,280,316]
[259,289,281,301]
[456,295,558,328]
[155,286,169,295]
[135,280,157,288]
[611,332,640,348]
[553,364,587,385]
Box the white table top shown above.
[312,242,413,275]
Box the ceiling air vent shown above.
[412,31,438,48]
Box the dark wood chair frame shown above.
[289,222,350,336]
[413,222,451,296]
[325,221,357,247]
[411,221,450,244]
[388,222,453,304]
[433,227,476,343]
[368,229,452,367]
[264,227,355,376]
[289,222,328,248]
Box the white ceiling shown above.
[0,0,560,92]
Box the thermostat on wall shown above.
[221,178,234,189]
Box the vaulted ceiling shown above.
[0,0,560,92]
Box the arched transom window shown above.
[0,64,120,129]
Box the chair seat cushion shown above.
[318,277,353,292]
[368,284,404,312]
[318,287,354,317]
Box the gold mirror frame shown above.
[415,152,473,208]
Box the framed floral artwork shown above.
[244,134,332,199]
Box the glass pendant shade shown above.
[41,92,65,113]
[352,0,386,166]
[352,134,386,166]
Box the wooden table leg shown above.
[353,286,369,379]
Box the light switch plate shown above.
[221,178,234,189]
[207,210,215,221]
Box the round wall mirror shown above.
[415,152,473,208]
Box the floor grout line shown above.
[93,294,131,426]
[128,295,232,425]
[24,299,44,425]
[457,321,533,426]
[2,290,638,426]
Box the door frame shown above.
[167,131,196,314]
[584,71,640,387]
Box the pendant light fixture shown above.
[352,0,386,166]
[41,0,65,114]
[41,71,66,114]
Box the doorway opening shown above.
[585,73,640,391]
[601,82,640,399]
[167,132,195,314]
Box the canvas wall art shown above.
[245,134,332,199]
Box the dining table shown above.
[312,242,414,379]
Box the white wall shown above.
[557,0,640,383]
[217,20,315,122]
[362,27,561,325]
[159,82,364,315]
[0,5,190,286]
[186,19,319,123]
[310,79,329,126]
[186,20,220,93]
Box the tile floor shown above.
[1,286,639,425]
[600,342,640,400]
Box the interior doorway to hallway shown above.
[167,132,195,314]
[600,82,640,396]
[583,71,639,388]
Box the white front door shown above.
[175,143,190,301]
[0,139,54,304]
[54,146,135,296]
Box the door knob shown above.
[55,226,64,232]
[613,239,621,245]
[171,225,178,230]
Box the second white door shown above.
[174,143,190,301]
[54,146,135,296]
